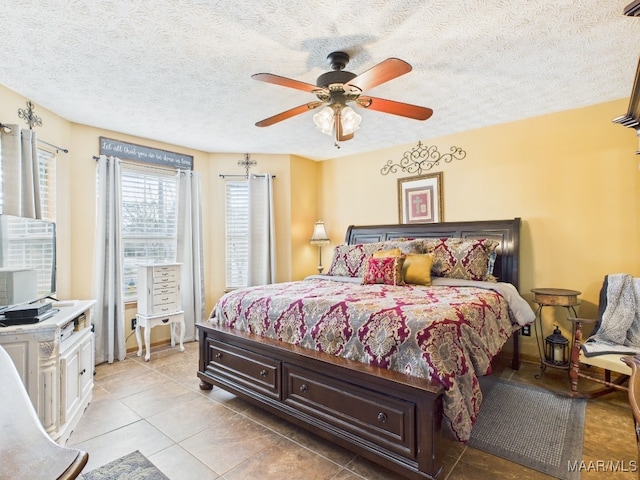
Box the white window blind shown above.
[225,180,249,289]
[121,165,178,301]
[37,149,56,222]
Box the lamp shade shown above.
[310,221,330,245]
[340,106,361,135]
[312,105,361,137]
[313,107,335,135]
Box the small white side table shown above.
[135,311,185,361]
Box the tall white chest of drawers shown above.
[135,263,184,361]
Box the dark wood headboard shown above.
[344,218,521,290]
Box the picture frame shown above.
[397,172,443,224]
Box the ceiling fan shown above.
[252,51,434,145]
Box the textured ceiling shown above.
[1,1,639,161]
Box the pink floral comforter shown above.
[210,277,521,441]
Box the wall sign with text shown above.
[99,137,193,170]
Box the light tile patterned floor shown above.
[66,342,637,479]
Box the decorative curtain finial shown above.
[380,141,466,176]
[238,153,257,176]
[18,101,42,130]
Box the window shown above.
[225,180,249,289]
[121,164,178,301]
[37,149,56,222]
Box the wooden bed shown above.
[197,218,523,480]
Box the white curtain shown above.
[0,125,41,218]
[92,155,126,364]
[247,173,276,286]
[176,170,205,342]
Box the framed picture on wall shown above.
[397,172,443,224]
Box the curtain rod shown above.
[219,173,276,179]
[93,155,189,174]
[38,139,69,154]
[0,123,69,153]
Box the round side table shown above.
[531,288,580,375]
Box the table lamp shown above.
[310,221,330,274]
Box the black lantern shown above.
[545,325,569,366]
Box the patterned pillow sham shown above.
[326,239,427,277]
[426,238,499,281]
[362,255,405,286]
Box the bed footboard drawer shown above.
[283,364,416,458]
[205,339,280,400]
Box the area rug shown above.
[80,450,169,480]
[468,379,586,480]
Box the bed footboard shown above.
[197,322,450,480]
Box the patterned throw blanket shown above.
[210,278,526,442]
[582,273,640,356]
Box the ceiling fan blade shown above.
[255,101,323,127]
[356,96,433,120]
[252,73,319,93]
[334,111,354,142]
[344,58,412,92]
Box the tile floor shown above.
[67,341,637,479]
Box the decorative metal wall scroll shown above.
[380,141,466,176]
[238,153,256,176]
[18,101,42,130]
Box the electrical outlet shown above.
[521,324,531,336]
[131,318,137,330]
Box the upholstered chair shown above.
[0,345,88,479]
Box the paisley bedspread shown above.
[210,277,525,441]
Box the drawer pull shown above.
[377,412,387,423]
[259,369,268,378]
[299,384,308,393]
[215,352,223,360]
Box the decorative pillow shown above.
[377,239,429,254]
[373,248,402,258]
[326,243,384,277]
[362,255,405,286]
[403,253,434,286]
[426,238,499,281]
[326,240,426,278]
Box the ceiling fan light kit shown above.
[252,51,433,146]
[313,105,361,136]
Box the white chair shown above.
[0,345,88,479]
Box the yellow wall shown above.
[0,84,319,352]
[3,81,639,361]
[319,98,640,358]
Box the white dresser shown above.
[0,299,95,444]
[135,263,184,361]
